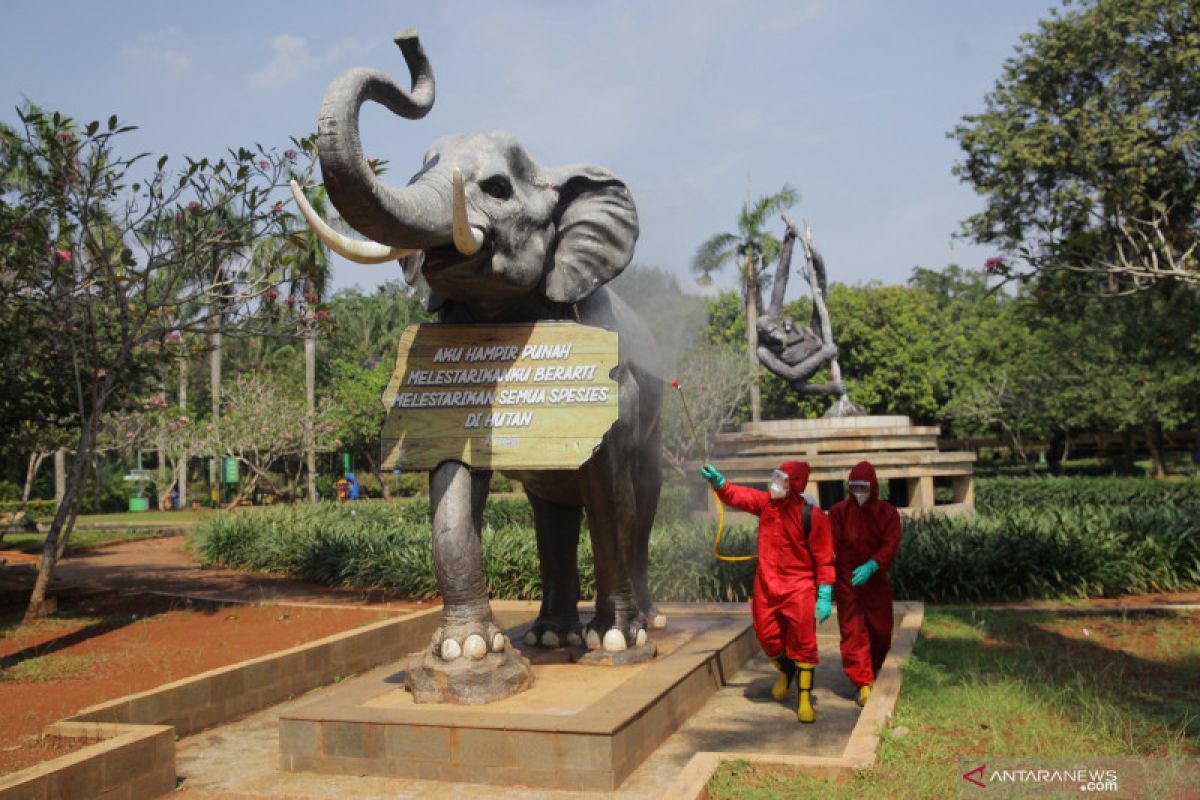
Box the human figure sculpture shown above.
[755,221,845,397]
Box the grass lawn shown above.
[0,526,170,555]
[64,509,211,528]
[708,607,1200,799]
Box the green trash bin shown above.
[128,497,149,512]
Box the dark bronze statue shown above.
[756,221,843,394]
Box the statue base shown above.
[280,603,754,791]
[404,647,534,705]
[576,640,657,666]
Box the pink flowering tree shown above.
[104,394,203,514]
[0,104,308,619]
[204,374,336,508]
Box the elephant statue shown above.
[293,30,664,701]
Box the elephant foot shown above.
[646,605,668,630]
[577,637,657,666]
[430,619,509,662]
[522,619,583,648]
[582,616,650,654]
[405,646,534,704]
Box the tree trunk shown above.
[177,352,188,509]
[305,322,317,503]
[25,426,94,621]
[1146,424,1167,478]
[54,448,66,507]
[744,256,761,423]
[210,322,222,507]
[1120,429,1136,474]
[22,451,47,504]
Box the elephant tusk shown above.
[289,180,415,264]
[452,169,485,256]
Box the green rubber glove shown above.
[851,559,879,587]
[700,463,726,490]
[815,584,833,623]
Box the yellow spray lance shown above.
[671,379,754,562]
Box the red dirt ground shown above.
[0,592,403,776]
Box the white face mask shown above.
[851,490,870,506]
[769,469,789,499]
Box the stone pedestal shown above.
[279,605,754,791]
[404,647,534,705]
[704,415,976,516]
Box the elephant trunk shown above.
[317,30,452,250]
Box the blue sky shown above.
[1,0,1057,296]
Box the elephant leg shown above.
[427,461,506,658]
[632,423,666,630]
[580,447,648,653]
[522,493,583,648]
[407,461,534,704]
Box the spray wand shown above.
[671,379,754,562]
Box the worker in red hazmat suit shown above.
[701,461,835,723]
[828,461,901,707]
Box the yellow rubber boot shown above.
[770,657,795,701]
[857,683,872,707]
[795,662,816,723]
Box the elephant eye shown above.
[479,176,513,200]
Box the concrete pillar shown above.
[906,475,935,509]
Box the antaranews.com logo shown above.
[957,757,1200,798]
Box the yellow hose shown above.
[710,485,755,562]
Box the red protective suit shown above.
[716,462,835,663]
[828,461,902,687]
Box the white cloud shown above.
[252,34,313,87]
[123,45,193,77]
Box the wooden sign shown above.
[380,323,620,470]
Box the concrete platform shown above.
[173,603,924,799]
[278,607,756,791]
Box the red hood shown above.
[848,460,879,502]
[779,461,810,497]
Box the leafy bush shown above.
[977,476,1200,510]
[0,499,57,517]
[894,504,1200,602]
[191,480,1200,604]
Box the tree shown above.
[951,0,1200,293]
[0,105,295,619]
[206,374,334,506]
[259,179,333,503]
[660,344,757,480]
[324,359,392,495]
[692,185,798,421]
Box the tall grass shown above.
[192,478,1200,603]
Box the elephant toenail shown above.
[463,634,487,660]
[602,629,627,652]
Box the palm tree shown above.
[263,182,333,502]
[692,184,798,422]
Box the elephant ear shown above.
[542,164,638,305]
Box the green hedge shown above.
[192,482,1200,604]
[191,496,757,602]
[976,476,1200,510]
[895,505,1200,602]
[0,499,57,517]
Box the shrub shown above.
[894,504,1200,602]
[191,480,1200,604]
[977,476,1200,510]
